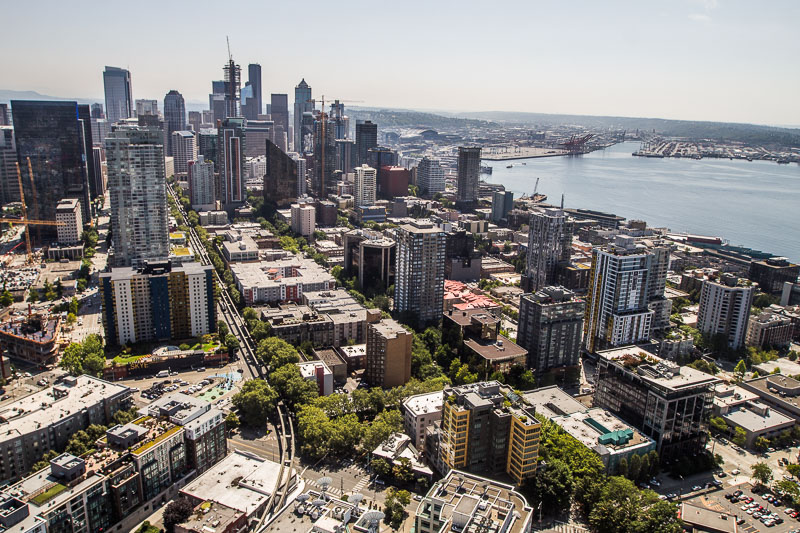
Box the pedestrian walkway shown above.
[305,478,343,496]
[351,474,371,494]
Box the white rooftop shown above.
[403,391,444,417]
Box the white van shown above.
[156,370,169,378]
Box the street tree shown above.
[231,380,278,427]
[751,462,773,486]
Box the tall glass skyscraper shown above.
[11,100,93,243]
[103,66,133,124]
[163,90,186,156]
[293,79,312,153]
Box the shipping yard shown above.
[633,139,799,163]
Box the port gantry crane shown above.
[306,95,363,196]
[559,134,595,154]
[0,159,64,264]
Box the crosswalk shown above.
[351,475,371,494]
[306,478,343,496]
[304,474,373,497]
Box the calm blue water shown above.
[483,142,800,262]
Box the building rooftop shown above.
[464,334,527,362]
[0,314,59,345]
[55,198,79,212]
[338,344,366,359]
[723,402,794,433]
[741,375,800,414]
[754,357,800,378]
[298,360,331,380]
[180,451,284,515]
[230,256,335,292]
[679,503,738,532]
[416,470,532,533]
[597,345,721,391]
[523,385,586,419]
[713,384,759,409]
[141,392,209,426]
[551,408,653,453]
[0,376,130,446]
[370,318,409,339]
[312,348,346,369]
[177,501,243,533]
[403,391,444,417]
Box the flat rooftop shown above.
[552,408,653,452]
[523,385,586,419]
[0,376,130,445]
[723,403,795,433]
[464,334,526,362]
[180,451,285,515]
[597,345,721,391]
[679,503,737,532]
[403,391,444,417]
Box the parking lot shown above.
[686,482,800,532]
[124,363,247,409]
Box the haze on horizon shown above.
[1,0,798,126]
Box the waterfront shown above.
[483,142,800,262]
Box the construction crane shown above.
[559,134,595,154]
[306,96,363,196]
[1,159,64,264]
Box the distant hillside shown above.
[448,110,800,147]
[347,107,494,129]
[0,89,100,105]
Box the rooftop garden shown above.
[30,483,67,505]
[132,425,182,455]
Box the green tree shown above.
[59,334,104,376]
[709,416,728,435]
[269,364,318,407]
[231,380,278,427]
[0,290,13,307]
[588,477,643,533]
[217,320,229,338]
[225,411,240,432]
[372,457,392,478]
[777,479,800,503]
[537,458,574,509]
[257,337,300,368]
[753,436,770,452]
[732,427,747,447]
[163,498,195,533]
[27,289,38,303]
[787,464,800,479]
[69,297,79,315]
[66,313,77,326]
[393,457,415,483]
[734,359,747,377]
[628,454,642,482]
[616,457,628,478]
[361,410,403,451]
[224,334,240,356]
[751,462,773,486]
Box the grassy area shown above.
[30,483,67,505]
[190,341,220,353]
[132,425,182,455]
[112,354,145,365]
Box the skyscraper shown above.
[246,63,262,117]
[270,94,289,144]
[456,146,481,207]
[313,116,337,196]
[416,156,445,197]
[293,79,312,152]
[517,286,585,374]
[264,139,298,207]
[90,103,104,119]
[171,131,197,175]
[355,120,377,166]
[526,208,566,292]
[11,100,93,242]
[188,111,202,132]
[103,66,133,124]
[0,126,18,205]
[223,59,241,119]
[0,104,8,125]
[583,236,656,353]
[218,118,246,206]
[106,125,169,267]
[354,164,377,207]
[188,155,215,209]
[697,274,755,350]
[209,80,227,123]
[491,190,514,223]
[77,104,98,205]
[394,220,446,327]
[163,90,186,156]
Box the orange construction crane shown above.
[307,96,363,196]
[4,160,64,264]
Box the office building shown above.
[90,102,104,118]
[697,274,755,350]
[444,229,481,281]
[188,155,215,209]
[55,198,83,244]
[456,147,481,207]
[248,64,262,115]
[491,190,514,223]
[270,93,289,138]
[106,125,169,267]
[242,119,272,158]
[782,282,800,306]
[335,138,355,174]
[403,391,444,451]
[517,286,585,374]
[100,261,216,346]
[103,66,133,124]
[366,146,397,172]
[443,308,528,373]
[171,131,197,175]
[747,310,793,348]
[354,164,377,207]
[437,381,540,484]
[594,345,719,461]
[342,229,396,292]
[11,100,92,242]
[414,469,533,533]
[583,236,657,353]
[355,120,377,166]
[0,375,131,484]
[197,127,218,165]
[188,110,202,132]
[163,90,186,156]
[313,117,337,196]
[217,118,246,206]
[526,207,566,292]
[291,202,316,237]
[378,166,410,199]
[0,103,8,125]
[0,314,61,366]
[209,80,227,123]
[293,79,312,153]
[416,156,445,197]
[290,152,307,197]
[0,126,18,205]
[222,59,241,118]
[365,319,412,388]
[394,220,446,327]
[264,139,298,206]
[134,99,158,117]
[749,257,800,295]
[91,117,111,146]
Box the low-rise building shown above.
[741,375,800,421]
[372,432,432,479]
[713,384,759,415]
[402,391,444,451]
[657,330,695,360]
[722,401,795,448]
[199,211,229,226]
[747,310,794,348]
[175,502,246,533]
[480,256,515,277]
[335,344,366,371]
[231,256,336,305]
[413,469,533,533]
[0,314,61,366]
[749,257,800,295]
[298,360,334,396]
[221,230,260,263]
[310,348,347,384]
[443,308,527,374]
[259,305,334,347]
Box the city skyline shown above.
[0,0,798,126]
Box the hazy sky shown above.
[2,0,798,125]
